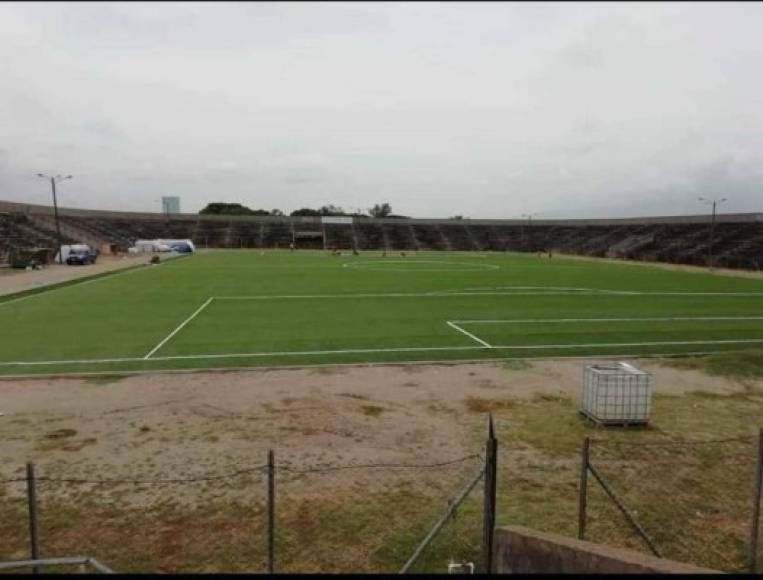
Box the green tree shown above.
[369,203,392,218]
[199,202,254,215]
[290,208,322,217]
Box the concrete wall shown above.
[2,199,762,227]
[493,525,719,574]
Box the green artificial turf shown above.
[1,249,762,375]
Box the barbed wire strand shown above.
[0,453,482,485]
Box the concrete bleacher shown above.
[0,200,761,271]
[0,212,74,264]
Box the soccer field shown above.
[2,250,763,375]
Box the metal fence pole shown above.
[587,463,662,558]
[578,437,590,540]
[482,414,498,574]
[267,449,275,574]
[26,463,40,575]
[748,428,763,573]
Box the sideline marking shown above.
[449,286,633,294]
[342,260,500,272]
[143,297,215,359]
[452,316,763,324]
[446,321,493,348]
[4,339,763,367]
[0,350,738,380]
[215,289,763,300]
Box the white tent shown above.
[132,239,195,253]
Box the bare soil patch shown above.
[0,358,754,481]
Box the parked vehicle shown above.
[66,246,98,265]
[169,241,194,253]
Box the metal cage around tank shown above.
[581,362,652,426]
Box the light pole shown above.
[520,213,539,250]
[37,173,72,264]
[698,197,726,269]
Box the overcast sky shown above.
[1,2,762,218]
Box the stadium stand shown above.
[0,200,761,270]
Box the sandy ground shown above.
[0,254,150,298]
[0,358,756,484]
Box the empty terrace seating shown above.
[353,221,384,250]
[2,200,761,271]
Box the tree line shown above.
[199,202,407,218]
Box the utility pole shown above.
[521,213,539,251]
[698,197,726,269]
[37,173,72,264]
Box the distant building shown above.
[161,196,180,215]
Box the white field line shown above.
[143,297,215,359]
[0,350,738,380]
[452,316,763,324]
[342,260,500,271]
[446,321,493,348]
[214,290,763,300]
[451,286,631,294]
[4,339,763,367]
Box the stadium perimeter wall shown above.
[493,526,718,574]
[1,199,762,227]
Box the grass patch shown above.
[361,405,385,417]
[338,392,368,400]
[464,396,516,414]
[84,374,127,387]
[500,359,531,371]
[662,350,763,380]
[487,388,763,571]
[45,428,77,439]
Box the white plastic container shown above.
[581,362,652,425]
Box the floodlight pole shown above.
[698,197,726,269]
[521,213,538,251]
[38,174,71,264]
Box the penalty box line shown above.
[446,316,763,349]
[446,321,493,348]
[143,297,215,359]
[451,315,763,324]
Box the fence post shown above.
[578,437,590,540]
[748,428,763,573]
[267,449,275,574]
[26,462,40,575]
[482,414,498,574]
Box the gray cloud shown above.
[1,2,762,218]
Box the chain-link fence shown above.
[273,455,485,573]
[0,463,269,573]
[580,433,761,572]
[1,444,492,574]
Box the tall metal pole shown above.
[483,414,498,574]
[578,437,590,540]
[708,200,716,269]
[699,197,725,270]
[267,449,275,574]
[748,428,763,573]
[50,178,64,265]
[26,462,40,574]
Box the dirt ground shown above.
[0,358,756,482]
[0,254,149,298]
